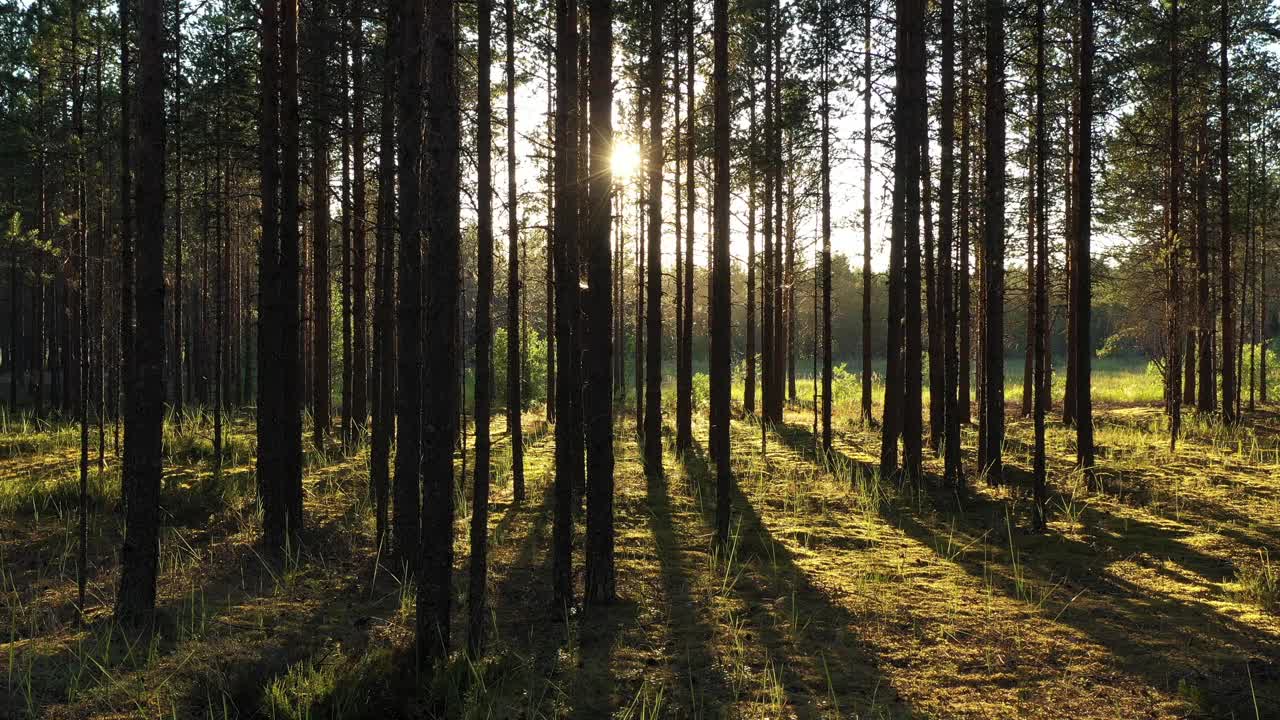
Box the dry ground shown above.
[0,395,1277,718]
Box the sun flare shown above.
[611,138,641,180]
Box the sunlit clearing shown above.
[612,138,641,180]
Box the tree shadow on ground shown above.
[772,420,1280,718]
[676,434,919,719]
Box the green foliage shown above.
[691,372,710,411]
[492,327,548,409]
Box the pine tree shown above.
[116,0,165,625]
[418,0,462,665]
[584,0,616,603]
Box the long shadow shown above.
[773,419,1280,717]
[638,436,732,717]
[678,436,918,719]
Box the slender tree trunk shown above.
[418,0,461,666]
[676,0,695,452]
[861,0,873,425]
[71,0,88,622]
[173,0,184,420]
[340,9,353,447]
[1031,0,1048,530]
[643,0,663,473]
[1166,0,1182,450]
[393,0,424,571]
[941,0,962,486]
[584,0,615,603]
[468,0,495,655]
[924,126,942,451]
[312,0,332,450]
[820,1,832,454]
[957,0,971,427]
[980,0,1005,484]
[763,10,775,426]
[116,0,132,489]
[552,0,582,612]
[1220,0,1235,425]
[1023,152,1034,419]
[881,0,910,479]
[351,0,367,441]
[1075,0,1095,474]
[902,0,925,481]
[116,0,164,625]
[710,0,731,545]
[745,81,757,417]
[506,0,525,501]
[369,0,397,552]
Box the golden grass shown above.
[0,384,1277,718]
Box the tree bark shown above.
[418,0,461,666]
[552,0,582,612]
[643,0,663,473]
[468,0,495,655]
[393,0,424,572]
[370,0,397,553]
[1166,0,1182,450]
[861,0,873,425]
[584,0,615,603]
[710,0,732,545]
[1075,0,1095,474]
[981,0,1005,484]
[506,0,525,502]
[941,0,962,486]
[116,0,164,625]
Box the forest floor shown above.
[0,384,1278,719]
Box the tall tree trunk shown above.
[980,0,1005,484]
[643,0,663,473]
[676,0,695,451]
[584,0,615,603]
[1075,0,1095,474]
[880,0,909,479]
[258,0,283,553]
[1023,152,1034,418]
[468,0,495,655]
[369,0,397,553]
[745,80,757,417]
[173,0,184,420]
[546,57,556,423]
[71,0,88,622]
[860,0,874,425]
[1166,0,1182,450]
[312,0,332,450]
[1063,23,1078,426]
[763,6,775,426]
[1219,0,1235,425]
[418,0,461,666]
[710,0,732,545]
[116,0,164,625]
[903,0,925,480]
[393,0,423,571]
[957,0,971,427]
[1031,0,1048,530]
[771,23,784,424]
[552,0,582,612]
[820,1,832,453]
[941,0,962,486]
[116,0,132,489]
[506,0,525,502]
[351,0,368,442]
[341,6,353,447]
[924,127,942,451]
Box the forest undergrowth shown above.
[0,379,1277,719]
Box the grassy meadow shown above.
[0,360,1278,718]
